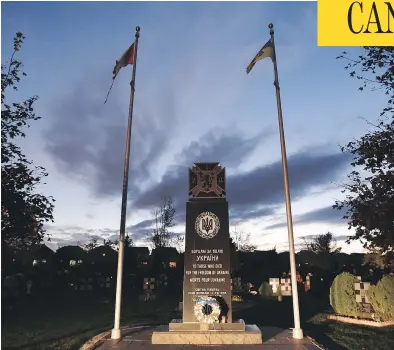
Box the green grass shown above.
[306,312,394,350]
[3,293,394,350]
[2,294,180,350]
[235,294,394,350]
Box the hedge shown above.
[368,275,394,321]
[330,272,363,317]
[258,282,274,297]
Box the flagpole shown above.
[269,23,303,340]
[111,26,140,340]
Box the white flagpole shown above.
[269,23,303,339]
[111,26,140,340]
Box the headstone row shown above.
[69,277,112,291]
[269,273,313,295]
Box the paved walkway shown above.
[98,326,324,350]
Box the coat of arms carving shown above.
[188,162,226,198]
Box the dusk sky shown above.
[1,1,386,253]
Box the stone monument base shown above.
[169,318,246,331]
[152,322,262,345]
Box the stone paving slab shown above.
[98,326,323,350]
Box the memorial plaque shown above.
[183,163,232,323]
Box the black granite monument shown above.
[183,162,232,323]
[152,162,262,343]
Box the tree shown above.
[334,47,394,253]
[103,238,119,249]
[149,196,183,250]
[363,250,394,270]
[299,233,343,274]
[336,47,393,117]
[82,234,133,252]
[1,32,55,250]
[230,225,257,252]
[303,232,341,254]
[124,234,134,248]
[82,236,100,251]
[104,235,133,251]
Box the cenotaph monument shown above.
[152,162,262,344]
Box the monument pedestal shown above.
[169,318,246,331]
[152,324,262,345]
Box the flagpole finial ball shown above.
[136,26,140,32]
[268,23,274,29]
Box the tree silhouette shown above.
[1,32,55,250]
[337,47,393,117]
[303,232,341,254]
[335,47,393,253]
[149,196,183,250]
[230,225,257,252]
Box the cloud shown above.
[42,2,316,203]
[265,205,347,230]
[45,222,154,250]
[131,133,350,224]
[43,71,177,199]
[295,206,347,224]
[44,225,118,249]
[231,207,276,223]
[130,128,272,222]
[335,235,350,241]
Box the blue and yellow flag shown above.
[246,39,275,74]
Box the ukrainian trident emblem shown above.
[195,212,220,239]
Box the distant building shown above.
[150,247,180,270]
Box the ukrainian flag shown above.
[246,39,275,74]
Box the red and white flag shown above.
[112,43,135,79]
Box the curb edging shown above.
[80,325,148,350]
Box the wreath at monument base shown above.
[193,295,221,324]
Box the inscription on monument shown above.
[185,248,229,290]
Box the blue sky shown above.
[1,1,387,252]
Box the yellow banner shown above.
[318,0,394,46]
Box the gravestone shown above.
[269,278,280,294]
[98,276,111,289]
[140,277,156,301]
[304,274,311,292]
[280,278,292,296]
[152,162,262,344]
[232,277,243,293]
[354,280,374,313]
[143,277,156,291]
[158,274,168,291]
[79,277,93,291]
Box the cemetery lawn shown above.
[306,312,394,350]
[234,295,394,350]
[1,294,180,350]
[3,294,394,350]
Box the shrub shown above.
[258,282,274,298]
[330,272,363,316]
[367,275,394,321]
